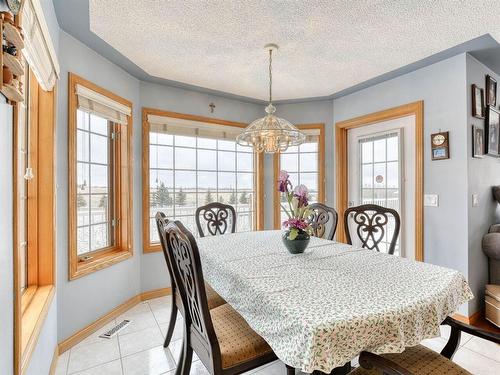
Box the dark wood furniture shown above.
[344,204,401,255]
[307,203,338,241]
[351,316,500,375]
[155,212,225,348]
[195,202,237,237]
[159,218,277,375]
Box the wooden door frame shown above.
[335,101,424,261]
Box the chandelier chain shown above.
[269,48,272,104]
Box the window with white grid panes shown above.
[148,132,256,243]
[359,131,401,255]
[76,110,116,257]
[278,140,319,225]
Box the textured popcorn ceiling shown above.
[89,0,500,101]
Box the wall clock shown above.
[431,131,450,160]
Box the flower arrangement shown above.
[278,170,313,241]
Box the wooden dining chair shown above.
[195,202,237,237]
[155,212,225,348]
[351,316,500,375]
[307,203,338,240]
[161,219,278,375]
[343,204,401,255]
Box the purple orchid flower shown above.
[293,184,309,207]
[278,170,292,193]
[283,218,309,230]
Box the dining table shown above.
[196,230,473,375]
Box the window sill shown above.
[21,285,55,373]
[144,243,161,253]
[69,248,133,280]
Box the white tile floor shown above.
[55,296,500,375]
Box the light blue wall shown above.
[56,31,142,341]
[0,103,14,375]
[333,54,471,314]
[466,54,500,314]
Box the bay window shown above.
[142,109,263,252]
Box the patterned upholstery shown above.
[350,345,471,375]
[205,282,226,309]
[210,303,273,369]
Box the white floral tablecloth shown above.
[197,231,473,373]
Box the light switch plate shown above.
[424,194,439,207]
[472,194,479,207]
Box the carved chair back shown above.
[156,212,184,311]
[160,219,222,370]
[344,204,401,254]
[195,202,236,237]
[306,203,338,240]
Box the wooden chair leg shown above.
[286,364,295,375]
[163,303,178,347]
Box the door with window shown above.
[347,115,415,258]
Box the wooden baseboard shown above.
[453,310,482,325]
[49,346,58,375]
[140,287,171,301]
[58,287,171,354]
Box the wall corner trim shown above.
[49,345,59,375]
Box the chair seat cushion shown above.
[205,283,226,309]
[350,345,471,375]
[210,303,273,369]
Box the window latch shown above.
[79,255,93,262]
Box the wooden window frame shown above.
[68,73,133,280]
[13,68,56,375]
[142,107,264,253]
[273,123,326,229]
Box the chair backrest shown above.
[159,219,221,367]
[306,203,338,240]
[155,212,175,287]
[195,202,236,237]
[344,204,401,255]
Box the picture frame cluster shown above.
[472,75,498,158]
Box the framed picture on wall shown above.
[472,125,484,158]
[486,75,497,107]
[431,131,450,160]
[471,84,485,119]
[485,106,500,157]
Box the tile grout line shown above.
[64,349,71,375]
[459,339,500,364]
[149,298,192,369]
[66,346,120,375]
[116,319,125,375]
[148,299,180,371]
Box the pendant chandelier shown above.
[236,44,305,153]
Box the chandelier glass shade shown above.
[236,44,305,153]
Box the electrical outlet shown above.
[424,194,439,207]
